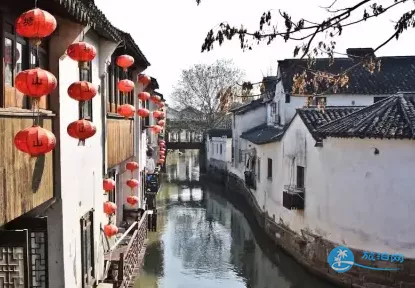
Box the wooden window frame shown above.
[107,64,114,113]
[267,158,272,180]
[1,13,50,110]
[107,170,116,203]
[297,166,305,188]
[80,210,95,288]
[79,63,93,120]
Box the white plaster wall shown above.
[226,138,232,163]
[273,75,388,125]
[261,115,415,257]
[52,31,111,287]
[251,142,281,212]
[210,137,227,161]
[232,105,267,166]
[307,137,415,257]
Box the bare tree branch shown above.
[170,59,244,132]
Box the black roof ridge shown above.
[53,0,150,66]
[316,96,394,131]
[278,55,415,62]
[296,105,366,111]
[316,95,415,139]
[397,96,415,136]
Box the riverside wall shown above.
[204,166,415,288]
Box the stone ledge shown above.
[205,168,415,288]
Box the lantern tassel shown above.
[78,139,86,146]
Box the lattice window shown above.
[0,230,28,288]
[29,231,47,288]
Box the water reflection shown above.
[135,150,336,288]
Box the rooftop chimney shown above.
[346,48,375,59]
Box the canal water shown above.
[134,151,336,288]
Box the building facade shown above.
[0,1,156,287]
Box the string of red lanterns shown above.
[116,54,135,118]
[13,7,57,157]
[66,39,97,145]
[102,178,118,238]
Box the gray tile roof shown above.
[297,106,364,139]
[240,123,285,144]
[317,94,415,139]
[278,56,415,95]
[231,98,269,115]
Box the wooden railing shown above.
[113,211,148,288]
[0,114,54,225]
[107,117,134,168]
[105,212,148,288]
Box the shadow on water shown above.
[135,150,337,288]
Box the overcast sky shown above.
[95,0,415,103]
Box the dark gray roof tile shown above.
[317,95,415,139]
[278,57,415,95]
[240,124,284,144]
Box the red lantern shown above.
[150,95,161,103]
[159,142,166,148]
[159,150,165,156]
[16,8,57,45]
[67,42,97,69]
[15,68,57,98]
[117,79,134,93]
[67,119,96,143]
[151,125,162,134]
[137,108,150,118]
[153,111,162,119]
[127,196,139,206]
[103,178,115,192]
[104,201,117,215]
[160,112,166,118]
[104,224,118,237]
[126,161,139,172]
[138,74,151,86]
[126,179,139,189]
[68,81,97,101]
[14,126,56,157]
[158,159,165,164]
[117,104,135,118]
[138,92,150,101]
[158,120,165,127]
[116,55,134,71]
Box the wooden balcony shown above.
[107,117,134,168]
[0,114,54,226]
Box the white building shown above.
[0,1,152,287]
[278,94,415,258]
[227,52,415,270]
[206,128,232,170]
